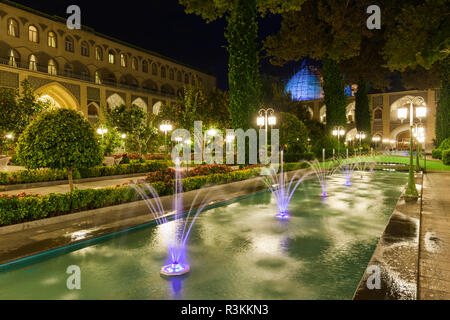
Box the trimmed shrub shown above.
[312,136,341,160]
[433,138,450,159]
[189,164,232,176]
[0,161,169,185]
[0,162,311,227]
[442,149,450,166]
[432,149,442,159]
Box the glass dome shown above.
[285,64,324,101]
[286,62,355,101]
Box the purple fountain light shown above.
[131,158,210,277]
[264,151,308,220]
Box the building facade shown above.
[285,64,439,152]
[300,89,439,152]
[0,0,216,124]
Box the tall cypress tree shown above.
[435,57,449,146]
[355,78,371,136]
[226,0,261,130]
[322,59,347,130]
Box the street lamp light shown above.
[159,120,173,161]
[5,133,13,140]
[397,96,426,201]
[332,126,345,157]
[257,108,276,162]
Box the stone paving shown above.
[3,175,147,196]
[419,172,450,299]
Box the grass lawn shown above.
[373,155,450,171]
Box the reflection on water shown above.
[0,171,407,300]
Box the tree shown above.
[383,0,449,72]
[278,112,309,162]
[94,121,123,155]
[225,0,261,130]
[435,57,449,146]
[355,78,371,136]
[382,0,449,145]
[322,59,347,130]
[0,80,49,145]
[16,109,103,192]
[105,104,151,156]
[179,0,304,130]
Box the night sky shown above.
[11,0,301,90]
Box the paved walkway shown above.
[3,175,148,196]
[419,172,450,299]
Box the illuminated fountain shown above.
[131,158,210,277]
[264,151,308,220]
[306,149,340,197]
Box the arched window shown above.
[81,67,89,79]
[95,71,102,84]
[142,60,148,73]
[7,19,19,37]
[161,66,166,78]
[152,63,157,75]
[120,54,127,67]
[64,64,73,77]
[198,77,203,86]
[95,47,103,61]
[191,75,196,86]
[177,71,182,82]
[29,54,37,71]
[169,69,174,80]
[48,32,57,48]
[48,59,57,75]
[132,57,138,71]
[81,41,89,57]
[88,104,99,124]
[185,74,189,84]
[108,51,115,64]
[374,109,382,120]
[8,49,19,67]
[28,25,38,43]
[65,37,74,52]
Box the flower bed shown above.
[0,161,169,186]
[0,162,311,226]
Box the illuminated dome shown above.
[286,62,355,101]
[285,63,324,101]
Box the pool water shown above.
[0,171,407,300]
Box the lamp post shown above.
[257,108,276,163]
[159,120,173,161]
[397,97,426,201]
[355,131,366,156]
[332,126,345,157]
[97,127,108,147]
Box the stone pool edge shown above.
[353,172,423,300]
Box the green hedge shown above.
[0,168,263,226]
[0,163,312,226]
[442,149,450,166]
[432,138,450,159]
[0,161,169,186]
[432,149,442,159]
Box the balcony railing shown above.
[0,58,178,99]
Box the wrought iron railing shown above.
[0,57,177,99]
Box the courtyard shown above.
[0,0,449,307]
